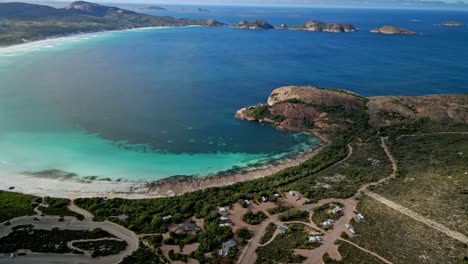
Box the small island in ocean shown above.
[289,20,358,32]
[138,6,167,11]
[371,25,417,35]
[233,20,275,29]
[233,19,357,32]
[442,21,464,27]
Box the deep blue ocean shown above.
[0,6,467,181]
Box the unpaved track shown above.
[68,201,94,221]
[237,216,278,264]
[338,239,392,264]
[366,135,468,245]
[0,205,138,264]
[366,191,468,244]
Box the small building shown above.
[322,219,334,228]
[98,199,108,206]
[356,213,365,221]
[220,240,237,256]
[308,236,322,243]
[220,215,229,221]
[176,224,197,232]
[289,190,300,197]
[274,193,281,197]
[333,206,343,215]
[345,224,356,235]
[279,225,288,234]
[219,223,232,227]
[118,214,129,221]
[244,200,251,207]
[162,215,172,221]
[261,196,268,202]
[219,207,228,215]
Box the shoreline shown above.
[0,26,201,54]
[0,141,327,199]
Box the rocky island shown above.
[232,19,357,32]
[236,86,468,140]
[290,20,358,32]
[233,20,275,30]
[370,25,417,35]
[442,21,464,27]
[138,6,167,11]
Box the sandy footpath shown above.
[0,143,327,199]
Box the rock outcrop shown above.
[367,94,468,127]
[301,21,357,32]
[66,1,134,16]
[232,20,357,32]
[370,25,417,35]
[442,21,464,27]
[233,20,274,30]
[237,86,468,140]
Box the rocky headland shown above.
[236,86,468,140]
[370,25,417,35]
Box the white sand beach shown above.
[0,143,327,199]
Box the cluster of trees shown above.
[278,209,309,222]
[72,240,128,258]
[260,223,277,244]
[242,210,267,225]
[40,197,84,220]
[0,191,38,222]
[120,242,168,264]
[0,227,113,254]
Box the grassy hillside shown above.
[0,1,224,46]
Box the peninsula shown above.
[2,85,467,264]
[370,25,417,35]
[0,1,225,46]
[236,86,467,140]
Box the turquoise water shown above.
[0,7,467,182]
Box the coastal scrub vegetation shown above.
[120,242,168,264]
[245,105,286,122]
[72,240,128,257]
[260,223,277,244]
[0,226,114,254]
[322,241,385,264]
[0,2,223,46]
[278,209,309,222]
[0,191,39,222]
[349,197,467,263]
[242,210,268,225]
[256,223,318,263]
[39,197,85,220]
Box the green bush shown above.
[242,210,267,225]
[278,209,309,222]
